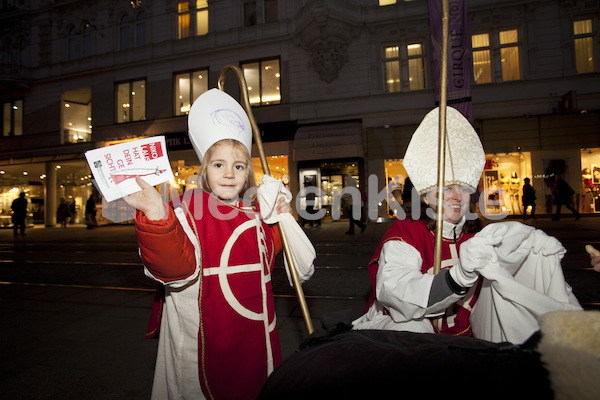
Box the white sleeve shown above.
[376,240,462,322]
[376,240,433,322]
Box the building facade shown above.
[1,0,599,226]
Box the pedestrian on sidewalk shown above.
[124,89,295,400]
[85,194,98,229]
[301,181,321,227]
[522,177,536,219]
[11,192,27,236]
[57,198,72,228]
[344,176,366,235]
[552,175,580,221]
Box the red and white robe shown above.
[135,189,282,400]
[353,218,479,336]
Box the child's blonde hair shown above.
[198,139,256,195]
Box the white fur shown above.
[537,311,600,400]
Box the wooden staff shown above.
[217,65,315,335]
[433,0,450,276]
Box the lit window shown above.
[242,59,281,105]
[574,19,594,74]
[407,43,424,90]
[116,79,146,123]
[175,69,208,115]
[178,1,208,38]
[499,29,520,81]
[2,99,23,137]
[471,28,521,84]
[383,43,424,92]
[178,1,190,39]
[384,46,400,92]
[196,0,208,36]
[471,33,491,84]
[252,154,288,183]
[379,0,396,5]
[62,89,91,143]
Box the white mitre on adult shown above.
[187,88,253,162]
[403,106,485,195]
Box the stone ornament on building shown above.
[308,40,349,83]
[293,1,362,83]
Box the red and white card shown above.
[85,136,174,202]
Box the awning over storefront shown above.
[293,122,363,162]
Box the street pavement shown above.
[1,214,599,399]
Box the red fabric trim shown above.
[135,205,197,282]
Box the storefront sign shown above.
[164,131,193,151]
[293,122,363,161]
[85,136,174,202]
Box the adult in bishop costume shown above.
[352,106,582,342]
[353,106,490,336]
[124,89,292,399]
[258,107,593,400]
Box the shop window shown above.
[62,89,91,143]
[169,163,200,198]
[581,148,600,213]
[241,58,281,105]
[2,99,23,137]
[178,1,208,39]
[383,42,425,93]
[482,152,532,217]
[471,28,521,84]
[574,19,594,74]
[116,79,146,123]
[174,69,208,115]
[251,155,288,184]
[384,159,410,217]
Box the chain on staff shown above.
[217,65,315,335]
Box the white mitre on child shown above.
[187,88,253,162]
[403,106,485,195]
